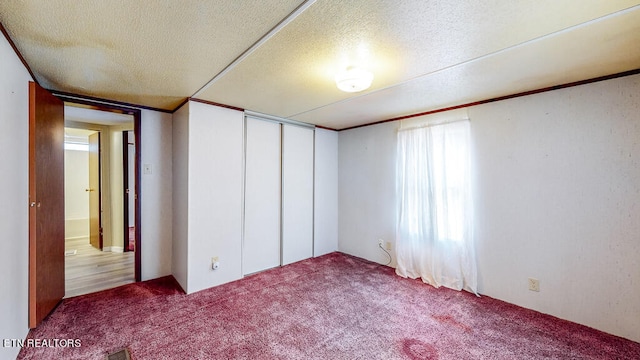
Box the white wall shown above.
[339,121,398,267]
[470,74,640,343]
[140,109,173,280]
[187,101,244,293]
[172,101,244,294]
[108,126,129,250]
[0,32,32,360]
[314,128,339,257]
[171,103,189,291]
[337,74,640,342]
[64,149,89,239]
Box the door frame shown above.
[122,130,135,253]
[55,94,142,282]
[87,131,102,250]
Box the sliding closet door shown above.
[281,124,314,265]
[243,118,281,275]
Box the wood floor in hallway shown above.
[64,237,134,298]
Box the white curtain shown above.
[395,120,477,294]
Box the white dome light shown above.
[335,66,374,93]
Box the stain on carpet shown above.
[432,314,472,332]
[402,338,438,360]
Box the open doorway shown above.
[63,104,139,297]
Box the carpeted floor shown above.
[18,252,640,359]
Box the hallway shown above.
[65,237,134,298]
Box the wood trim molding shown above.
[188,97,245,112]
[339,68,640,131]
[315,125,337,131]
[171,98,190,113]
[50,89,173,114]
[0,21,39,84]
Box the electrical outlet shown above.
[378,239,384,247]
[211,257,219,270]
[528,278,540,292]
[386,241,392,251]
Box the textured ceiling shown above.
[0,0,305,110]
[1,0,639,129]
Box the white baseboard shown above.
[65,235,89,241]
[103,246,124,253]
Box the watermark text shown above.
[2,338,81,348]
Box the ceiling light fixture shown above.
[335,66,374,93]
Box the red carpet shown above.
[18,252,640,359]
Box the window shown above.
[396,119,477,293]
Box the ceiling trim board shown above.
[50,90,172,114]
[191,0,317,98]
[315,125,337,131]
[245,110,315,129]
[339,68,640,132]
[189,98,245,112]
[0,21,38,85]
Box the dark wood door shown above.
[88,132,101,249]
[29,82,65,328]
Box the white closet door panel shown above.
[243,118,281,275]
[282,124,314,265]
[313,128,338,257]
